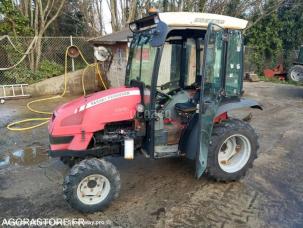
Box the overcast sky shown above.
[102,1,113,34]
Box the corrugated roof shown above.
[89,27,131,45]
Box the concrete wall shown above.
[26,68,98,97]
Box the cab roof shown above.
[158,12,248,30]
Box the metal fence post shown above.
[70,35,75,72]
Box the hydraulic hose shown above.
[7,46,108,131]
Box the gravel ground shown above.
[0,82,302,227]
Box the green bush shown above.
[38,60,64,79]
[4,68,36,84]
[4,60,64,84]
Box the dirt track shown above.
[0,82,303,227]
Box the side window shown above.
[170,43,182,83]
[185,39,197,85]
[204,24,224,97]
[158,43,182,91]
[129,35,157,87]
[225,30,243,96]
[157,39,197,92]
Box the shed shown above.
[89,28,132,88]
[89,27,132,45]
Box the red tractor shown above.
[48,12,262,213]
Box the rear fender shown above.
[215,98,262,117]
[180,99,262,161]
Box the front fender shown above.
[215,98,263,116]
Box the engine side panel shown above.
[49,87,141,151]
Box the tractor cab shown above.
[125,12,259,177]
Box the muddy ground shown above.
[0,82,303,227]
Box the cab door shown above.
[196,23,225,178]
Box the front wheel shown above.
[63,158,121,213]
[207,119,259,181]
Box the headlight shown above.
[136,104,144,113]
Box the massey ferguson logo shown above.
[74,90,140,113]
[194,18,225,25]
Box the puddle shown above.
[0,146,49,169]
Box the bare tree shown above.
[60,0,283,36]
[94,0,105,34]
[107,0,121,31]
[127,0,138,23]
[244,0,284,33]
[18,0,65,71]
[78,0,99,36]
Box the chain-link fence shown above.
[0,36,94,85]
[0,36,301,86]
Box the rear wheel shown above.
[63,158,120,213]
[207,119,259,181]
[288,65,303,82]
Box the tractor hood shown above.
[49,87,141,135]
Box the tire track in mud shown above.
[156,182,265,227]
[248,128,303,227]
[155,97,303,228]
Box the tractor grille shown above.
[49,135,73,144]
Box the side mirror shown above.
[150,21,168,47]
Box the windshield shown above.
[126,31,200,100]
[126,32,157,87]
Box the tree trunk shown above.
[28,51,34,71]
[198,0,206,12]
[34,0,65,71]
[95,0,104,34]
[163,0,168,12]
[177,0,184,11]
[34,36,42,71]
[127,0,138,23]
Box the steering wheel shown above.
[156,89,172,100]
[145,85,172,100]
[154,89,171,110]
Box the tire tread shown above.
[206,118,259,181]
[63,158,120,213]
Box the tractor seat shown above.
[175,101,197,113]
[175,90,200,113]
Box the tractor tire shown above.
[206,119,259,181]
[288,65,303,82]
[63,158,121,213]
[60,157,77,167]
